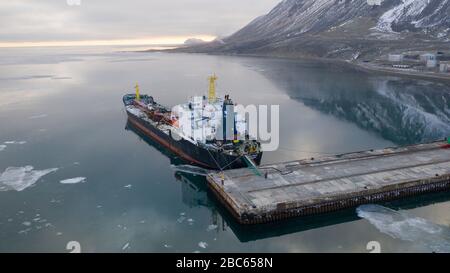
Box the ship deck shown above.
[206,141,450,224]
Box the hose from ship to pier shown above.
[220,154,246,170]
[205,147,225,172]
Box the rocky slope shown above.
[176,0,450,60]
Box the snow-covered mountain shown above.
[229,0,389,40]
[179,0,450,59]
[241,0,450,38]
[376,0,450,34]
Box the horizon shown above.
[0,0,279,48]
[0,35,216,48]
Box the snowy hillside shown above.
[228,0,450,41]
[178,0,450,59]
[376,0,450,35]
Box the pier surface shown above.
[207,141,450,224]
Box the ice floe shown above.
[177,216,186,223]
[0,141,27,152]
[206,224,218,232]
[28,114,48,119]
[198,242,208,249]
[18,228,32,235]
[0,166,58,191]
[4,141,26,145]
[60,177,86,184]
[122,242,130,250]
[124,184,132,189]
[357,204,450,253]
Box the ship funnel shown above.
[208,74,217,103]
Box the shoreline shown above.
[351,61,450,83]
[142,48,450,83]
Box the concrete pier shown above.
[207,141,450,224]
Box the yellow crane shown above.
[208,74,217,103]
[135,83,140,101]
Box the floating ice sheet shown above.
[4,141,27,145]
[206,224,218,232]
[28,114,48,119]
[0,166,58,192]
[0,145,6,151]
[60,177,86,184]
[122,242,130,250]
[357,204,450,253]
[198,242,208,249]
[177,216,186,223]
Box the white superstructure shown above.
[170,95,247,143]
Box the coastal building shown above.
[420,53,436,62]
[440,61,450,73]
[427,59,438,68]
[420,53,438,68]
[388,54,404,62]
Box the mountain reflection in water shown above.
[247,59,450,145]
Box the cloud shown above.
[0,0,280,43]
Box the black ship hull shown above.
[126,111,262,170]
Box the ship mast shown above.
[208,74,217,103]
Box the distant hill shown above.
[176,0,450,60]
[183,38,207,46]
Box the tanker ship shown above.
[123,75,262,170]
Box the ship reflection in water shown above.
[125,119,450,243]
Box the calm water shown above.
[1,46,450,252]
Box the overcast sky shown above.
[0,0,280,46]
